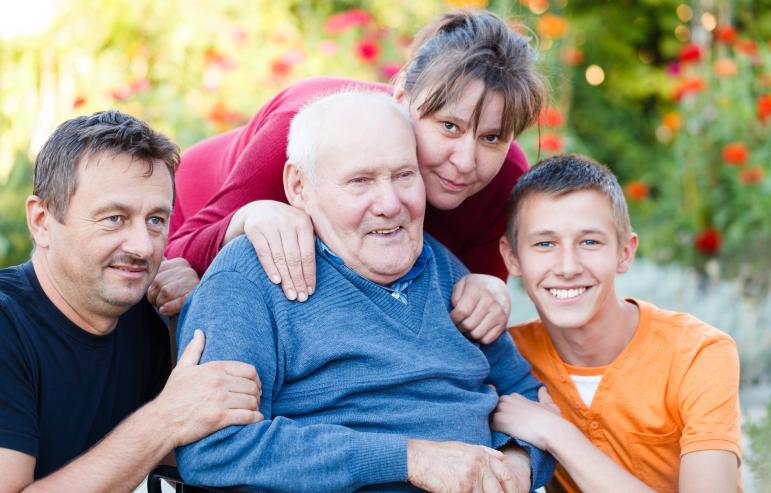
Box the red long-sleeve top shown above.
[166,77,529,280]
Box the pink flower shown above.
[324,8,372,34]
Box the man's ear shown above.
[283,162,307,210]
[26,195,52,248]
[499,235,522,278]
[616,232,638,274]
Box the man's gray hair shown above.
[286,91,413,182]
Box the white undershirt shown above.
[569,374,603,407]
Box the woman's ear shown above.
[392,71,407,104]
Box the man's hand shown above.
[451,274,512,345]
[150,330,263,447]
[147,257,200,316]
[500,445,532,493]
[226,200,316,302]
[492,388,562,451]
[407,439,520,493]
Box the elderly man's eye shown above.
[148,216,166,227]
[350,177,369,185]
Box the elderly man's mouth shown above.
[368,226,403,237]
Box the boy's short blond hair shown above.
[506,154,632,250]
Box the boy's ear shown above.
[616,232,639,274]
[499,235,522,277]
[283,162,307,210]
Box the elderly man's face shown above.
[301,105,425,285]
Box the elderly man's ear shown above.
[283,162,308,210]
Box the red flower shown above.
[380,63,401,81]
[672,76,705,102]
[324,8,372,34]
[270,59,292,77]
[661,111,682,132]
[73,96,87,109]
[539,107,564,128]
[625,181,649,201]
[539,134,564,153]
[560,47,584,67]
[714,25,737,44]
[694,228,722,256]
[739,166,765,185]
[722,142,749,165]
[735,39,758,56]
[355,38,380,63]
[678,43,702,63]
[208,101,244,127]
[757,94,771,121]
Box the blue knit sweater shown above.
[176,235,554,492]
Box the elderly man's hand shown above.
[407,439,521,493]
[147,257,200,316]
[451,274,511,345]
[500,445,532,493]
[150,330,263,447]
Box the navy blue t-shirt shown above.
[0,262,171,478]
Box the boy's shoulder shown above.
[507,319,551,361]
[635,298,736,350]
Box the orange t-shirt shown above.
[509,299,741,493]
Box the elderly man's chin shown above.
[358,231,422,284]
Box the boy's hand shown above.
[451,274,511,345]
[492,388,562,451]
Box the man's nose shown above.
[370,182,402,217]
[122,221,155,259]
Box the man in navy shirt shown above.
[0,111,262,492]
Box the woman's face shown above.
[404,79,512,210]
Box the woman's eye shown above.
[483,134,500,144]
[442,121,458,132]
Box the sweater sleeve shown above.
[164,111,294,276]
[482,333,555,490]
[175,269,408,492]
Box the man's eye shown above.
[104,215,122,226]
[148,216,165,227]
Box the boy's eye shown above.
[534,241,553,248]
[582,239,601,246]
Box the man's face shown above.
[501,190,636,332]
[301,106,425,285]
[45,152,173,317]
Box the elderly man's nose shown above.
[371,183,402,216]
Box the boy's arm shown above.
[680,451,738,493]
[677,338,742,492]
[493,393,655,493]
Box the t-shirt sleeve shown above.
[164,111,294,276]
[677,338,742,459]
[0,308,39,458]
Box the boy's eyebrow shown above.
[525,229,610,237]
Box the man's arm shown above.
[0,331,261,493]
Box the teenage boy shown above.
[493,154,741,493]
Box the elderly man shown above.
[176,92,554,492]
[0,111,261,493]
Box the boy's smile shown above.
[501,189,637,333]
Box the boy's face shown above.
[500,189,637,332]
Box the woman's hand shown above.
[450,273,512,344]
[492,387,562,451]
[225,200,316,301]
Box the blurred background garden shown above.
[1,0,770,489]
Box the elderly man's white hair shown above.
[286,90,413,182]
